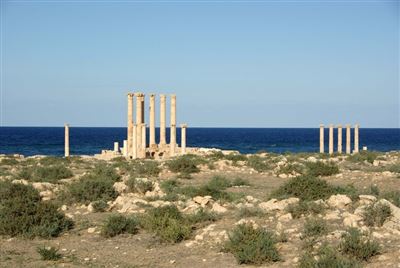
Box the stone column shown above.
[123,140,128,157]
[64,124,70,157]
[346,124,351,154]
[170,94,177,157]
[337,124,342,154]
[136,93,144,154]
[132,124,137,159]
[319,124,324,153]
[149,94,156,149]
[354,124,359,153]
[141,124,147,158]
[181,124,187,155]
[127,93,134,157]
[114,142,119,153]
[329,124,334,155]
[159,94,167,146]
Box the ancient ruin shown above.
[319,123,361,155]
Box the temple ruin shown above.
[319,123,361,155]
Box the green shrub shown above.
[299,244,361,268]
[37,246,62,261]
[166,154,202,174]
[231,177,250,186]
[68,175,118,204]
[347,151,380,164]
[186,208,217,225]
[286,201,325,219]
[127,177,154,194]
[224,224,280,265]
[225,153,248,163]
[32,165,73,183]
[381,191,400,207]
[1,157,18,166]
[141,205,191,243]
[302,218,328,238]
[270,175,336,201]
[39,156,70,166]
[91,164,120,182]
[0,181,73,238]
[362,203,391,227]
[237,207,265,218]
[305,161,339,177]
[246,155,270,172]
[101,214,140,237]
[131,160,161,177]
[277,163,304,175]
[340,228,380,261]
[91,200,108,212]
[387,164,400,174]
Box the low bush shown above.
[340,228,380,261]
[141,205,191,243]
[33,165,73,183]
[224,153,248,163]
[277,163,304,176]
[186,208,217,225]
[231,177,250,186]
[362,203,391,227]
[39,156,70,166]
[387,164,400,174]
[347,151,380,164]
[101,214,140,237]
[302,218,328,238]
[37,246,62,261]
[0,181,73,238]
[166,154,202,174]
[91,200,108,212]
[91,164,120,182]
[68,175,118,204]
[127,177,154,194]
[286,201,325,219]
[381,191,400,207]
[237,207,265,218]
[305,161,339,177]
[299,244,361,268]
[1,157,18,166]
[131,160,161,177]
[246,155,270,172]
[224,224,280,265]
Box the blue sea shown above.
[0,127,399,156]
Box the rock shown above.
[235,219,258,228]
[342,212,363,227]
[113,182,127,194]
[87,203,94,213]
[307,156,318,163]
[211,203,227,214]
[193,196,213,207]
[149,200,172,208]
[372,232,384,239]
[87,227,97,234]
[259,198,299,212]
[111,194,148,213]
[32,182,54,191]
[61,205,68,211]
[359,195,377,205]
[278,173,288,179]
[327,194,352,209]
[324,210,341,220]
[382,171,393,177]
[39,190,54,201]
[11,179,29,185]
[377,199,400,230]
[245,195,259,203]
[278,213,293,222]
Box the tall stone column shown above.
[114,142,119,153]
[159,94,166,146]
[346,124,351,154]
[149,94,156,149]
[329,124,334,155]
[180,124,187,155]
[64,124,70,157]
[127,93,134,157]
[319,124,324,153]
[170,94,177,157]
[136,93,144,154]
[123,140,128,157]
[337,125,342,154]
[354,124,359,153]
[141,124,147,158]
[132,124,137,159]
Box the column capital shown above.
[127,93,134,97]
[170,94,176,98]
[329,124,334,128]
[346,124,351,128]
[160,94,166,98]
[337,124,342,128]
[150,93,156,97]
[136,92,145,97]
[180,123,187,128]
[319,124,324,127]
[355,124,359,127]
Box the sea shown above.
[0,127,399,156]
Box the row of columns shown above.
[123,93,187,159]
[320,124,359,155]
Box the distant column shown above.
[337,124,342,154]
[181,124,187,155]
[132,124,137,159]
[354,124,359,153]
[319,124,324,153]
[64,124,70,157]
[114,142,119,153]
[127,93,134,157]
[136,93,144,154]
[149,94,156,149]
[123,140,128,157]
[170,94,177,157]
[141,124,147,158]
[329,124,334,155]
[159,94,167,146]
[346,124,351,154]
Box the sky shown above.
[1,0,399,128]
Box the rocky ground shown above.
[0,150,400,268]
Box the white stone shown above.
[258,198,299,212]
[211,203,227,214]
[327,194,352,209]
[358,195,377,205]
[87,227,97,234]
[324,210,341,220]
[343,212,362,227]
[193,196,213,207]
[113,182,127,194]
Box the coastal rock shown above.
[258,198,299,212]
[327,194,352,209]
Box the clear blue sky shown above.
[1,0,399,127]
